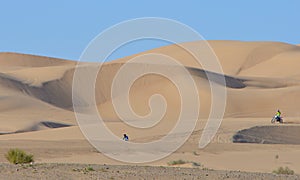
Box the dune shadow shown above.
[187,67,246,89]
[233,125,300,144]
[0,121,73,135]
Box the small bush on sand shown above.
[86,166,95,171]
[167,159,186,166]
[192,162,201,167]
[5,148,34,164]
[272,166,294,175]
[193,151,200,156]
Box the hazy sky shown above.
[0,1,299,61]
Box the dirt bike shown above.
[271,116,283,123]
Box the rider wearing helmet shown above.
[123,134,129,141]
[276,109,281,117]
[276,109,281,121]
[271,109,283,123]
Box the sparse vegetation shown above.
[202,167,214,171]
[193,151,200,156]
[86,166,95,171]
[272,166,294,175]
[167,159,186,166]
[192,162,201,167]
[72,168,80,172]
[73,166,95,174]
[5,148,34,164]
[167,159,201,167]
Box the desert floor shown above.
[1,118,300,178]
[1,163,300,180]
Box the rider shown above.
[123,134,129,141]
[276,109,281,120]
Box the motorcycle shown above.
[271,116,283,123]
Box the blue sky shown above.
[0,1,299,61]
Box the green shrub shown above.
[5,148,34,164]
[167,159,186,165]
[86,166,95,171]
[272,166,294,175]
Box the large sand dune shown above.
[0,41,300,174]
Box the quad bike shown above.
[271,116,283,123]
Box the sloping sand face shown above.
[233,125,300,144]
[0,41,300,173]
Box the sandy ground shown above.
[0,41,300,178]
[1,118,300,174]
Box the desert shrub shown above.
[192,162,201,167]
[193,151,200,156]
[5,148,34,164]
[167,159,186,165]
[272,166,294,175]
[86,166,95,171]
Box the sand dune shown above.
[0,52,74,68]
[0,41,300,174]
